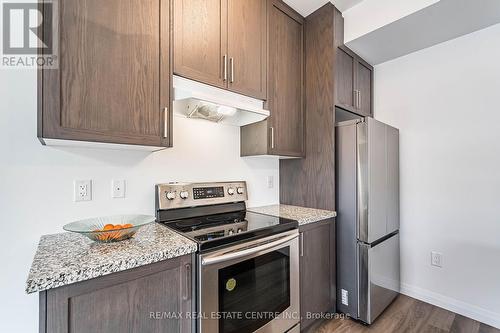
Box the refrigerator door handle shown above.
[357,121,369,242]
[358,242,370,323]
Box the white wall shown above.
[0,69,279,332]
[374,23,500,328]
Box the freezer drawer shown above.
[358,233,400,324]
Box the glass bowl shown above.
[63,215,156,243]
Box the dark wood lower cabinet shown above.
[39,255,193,333]
[299,218,336,332]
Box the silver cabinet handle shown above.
[229,57,234,83]
[300,232,304,257]
[183,263,191,301]
[270,127,275,149]
[354,90,360,109]
[353,90,357,108]
[163,107,169,138]
[223,55,227,81]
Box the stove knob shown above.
[166,191,176,200]
[228,229,235,235]
[227,187,235,195]
[237,187,244,194]
[237,228,243,233]
[180,191,189,199]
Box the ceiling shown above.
[346,0,500,64]
[283,0,363,16]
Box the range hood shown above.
[173,75,270,126]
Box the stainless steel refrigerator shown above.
[335,117,400,324]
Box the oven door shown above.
[198,230,300,333]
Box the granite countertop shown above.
[247,204,336,226]
[26,223,197,294]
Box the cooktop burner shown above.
[169,211,245,232]
[163,210,298,252]
[175,220,202,228]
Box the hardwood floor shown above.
[310,295,499,333]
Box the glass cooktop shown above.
[163,210,298,252]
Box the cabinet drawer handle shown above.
[183,263,191,301]
[229,57,234,83]
[358,91,361,109]
[300,232,304,257]
[223,55,227,81]
[163,107,168,139]
[271,127,275,149]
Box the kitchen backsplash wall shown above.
[0,69,279,332]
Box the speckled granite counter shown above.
[26,223,197,294]
[247,204,336,226]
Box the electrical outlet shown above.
[431,251,443,267]
[112,180,126,198]
[341,289,349,306]
[74,180,92,202]
[267,176,274,189]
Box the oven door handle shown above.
[201,233,298,266]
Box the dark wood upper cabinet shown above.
[356,59,372,116]
[267,0,304,157]
[173,0,227,89]
[227,0,267,99]
[240,0,304,158]
[38,0,172,148]
[279,4,339,210]
[40,255,193,333]
[299,219,336,331]
[173,0,267,100]
[335,47,356,111]
[335,46,373,117]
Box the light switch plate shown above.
[112,180,126,198]
[267,176,274,189]
[74,180,92,202]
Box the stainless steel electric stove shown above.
[155,181,300,333]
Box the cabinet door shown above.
[227,0,267,99]
[267,0,304,157]
[299,220,335,331]
[43,256,192,333]
[356,60,372,116]
[173,0,227,89]
[335,46,356,111]
[40,0,171,147]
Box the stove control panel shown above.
[193,186,225,200]
[156,181,248,210]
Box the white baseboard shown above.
[400,283,500,329]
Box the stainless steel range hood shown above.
[172,75,270,126]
